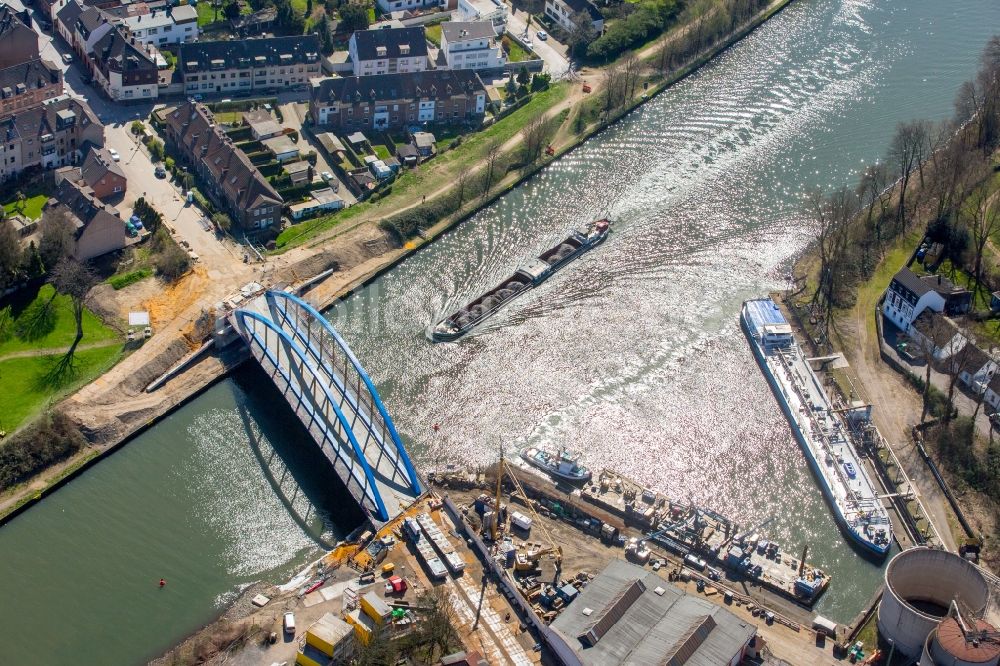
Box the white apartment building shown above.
[440,22,505,71]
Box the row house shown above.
[544,0,604,34]
[90,27,159,101]
[180,36,321,96]
[440,22,505,72]
[121,5,198,47]
[0,95,104,182]
[0,58,64,117]
[49,176,126,260]
[348,26,428,77]
[309,69,487,131]
[0,5,40,69]
[163,101,282,231]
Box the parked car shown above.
[108,148,120,162]
[61,53,72,64]
[283,612,296,634]
[321,171,333,182]
[536,30,548,41]
[154,165,166,178]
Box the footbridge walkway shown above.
[230,290,421,524]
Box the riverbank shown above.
[0,0,797,527]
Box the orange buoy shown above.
[159,578,166,587]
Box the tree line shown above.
[807,36,1000,331]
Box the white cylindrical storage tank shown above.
[920,617,1000,666]
[878,548,990,659]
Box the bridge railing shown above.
[233,308,391,521]
[264,291,421,496]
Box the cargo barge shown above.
[431,219,611,342]
[741,298,891,558]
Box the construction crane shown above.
[733,515,776,545]
[799,544,809,576]
[492,445,563,581]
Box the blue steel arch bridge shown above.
[230,290,421,524]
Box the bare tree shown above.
[601,62,623,117]
[48,258,97,374]
[915,315,958,422]
[655,35,675,76]
[888,120,927,229]
[621,51,641,102]
[0,218,22,288]
[38,208,77,270]
[808,187,856,331]
[481,138,503,197]
[521,114,551,164]
[856,162,890,255]
[455,168,471,207]
[564,10,596,58]
[943,331,979,424]
[964,179,1000,302]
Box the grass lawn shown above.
[214,111,244,125]
[195,2,221,26]
[425,23,442,46]
[0,345,122,432]
[3,193,48,220]
[372,144,391,160]
[0,284,118,357]
[274,83,570,250]
[502,35,530,62]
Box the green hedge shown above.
[225,126,253,142]
[108,268,152,290]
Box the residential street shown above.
[504,5,570,77]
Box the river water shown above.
[3,1,999,663]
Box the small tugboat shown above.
[431,219,611,342]
[521,446,592,483]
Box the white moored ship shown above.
[741,298,891,558]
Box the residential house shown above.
[288,187,343,220]
[909,311,966,363]
[39,0,120,22]
[55,0,85,49]
[0,95,104,182]
[163,101,282,231]
[180,35,322,96]
[412,131,435,156]
[440,22,504,71]
[375,0,441,14]
[544,0,604,34]
[0,5,40,69]
[956,343,998,395]
[309,69,487,131]
[456,0,507,26]
[261,134,298,162]
[79,143,126,199]
[285,160,312,185]
[0,58,64,116]
[72,7,116,59]
[882,266,972,333]
[242,109,284,140]
[984,374,1000,412]
[122,5,198,47]
[348,26,428,77]
[51,176,126,260]
[90,27,159,100]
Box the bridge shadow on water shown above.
[229,363,367,548]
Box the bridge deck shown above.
[230,291,420,524]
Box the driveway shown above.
[504,6,570,76]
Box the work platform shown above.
[230,290,421,523]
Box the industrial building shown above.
[548,559,757,665]
[878,548,994,661]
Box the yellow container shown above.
[381,562,395,575]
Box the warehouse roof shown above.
[549,560,756,666]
